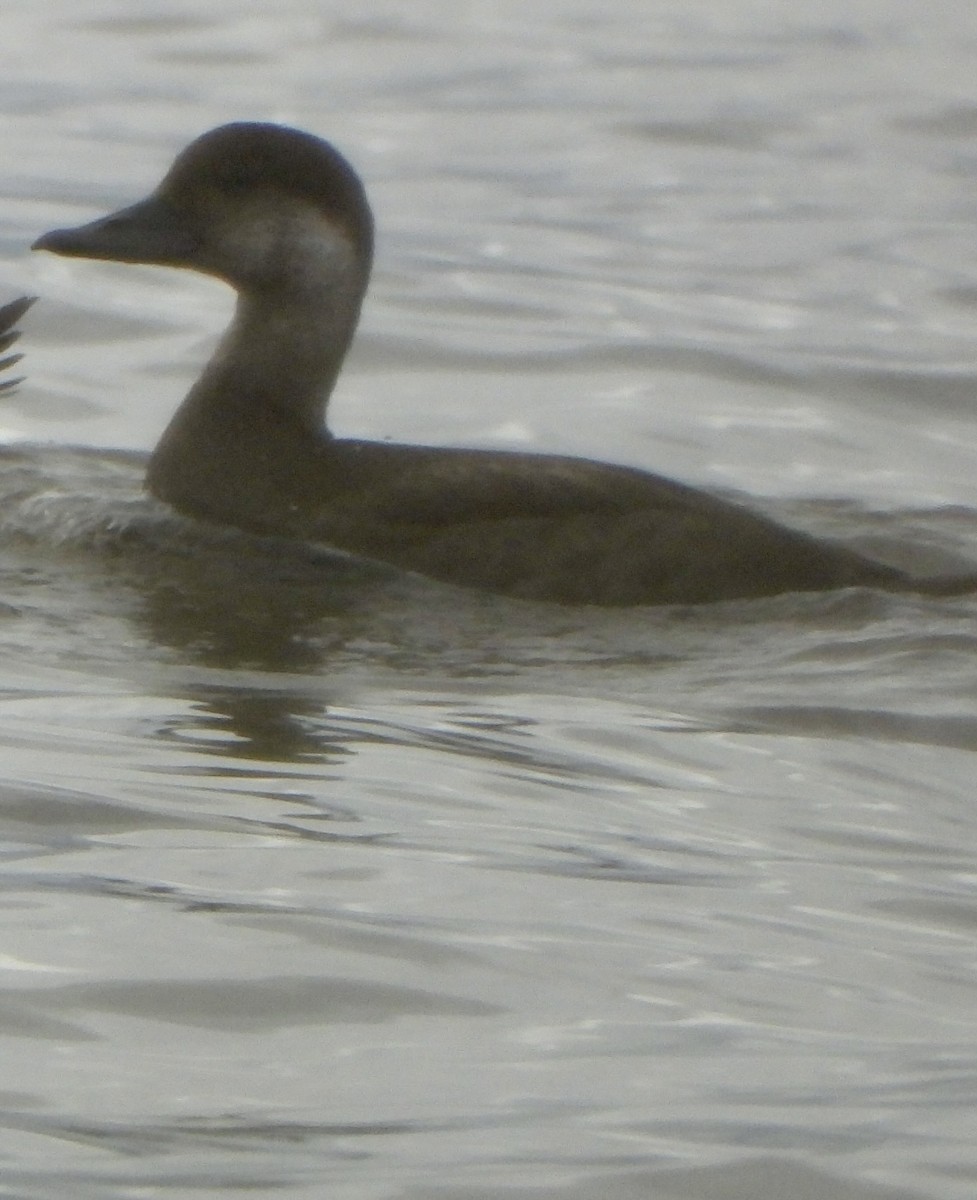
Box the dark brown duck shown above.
[32,123,976,605]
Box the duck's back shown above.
[306,440,907,605]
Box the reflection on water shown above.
[1,440,977,1200]
[2,464,977,1090]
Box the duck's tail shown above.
[904,571,977,598]
[0,296,35,394]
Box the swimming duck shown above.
[31,123,974,605]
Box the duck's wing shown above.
[0,296,35,394]
[321,440,904,605]
[334,442,709,526]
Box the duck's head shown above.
[33,122,374,295]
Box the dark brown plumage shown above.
[32,123,975,605]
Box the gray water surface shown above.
[1,2,977,1198]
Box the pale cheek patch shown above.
[212,201,359,292]
[284,210,360,294]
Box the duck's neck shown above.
[147,273,367,529]
[198,275,364,431]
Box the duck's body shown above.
[150,428,906,606]
[32,123,973,605]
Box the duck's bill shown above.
[32,195,197,267]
